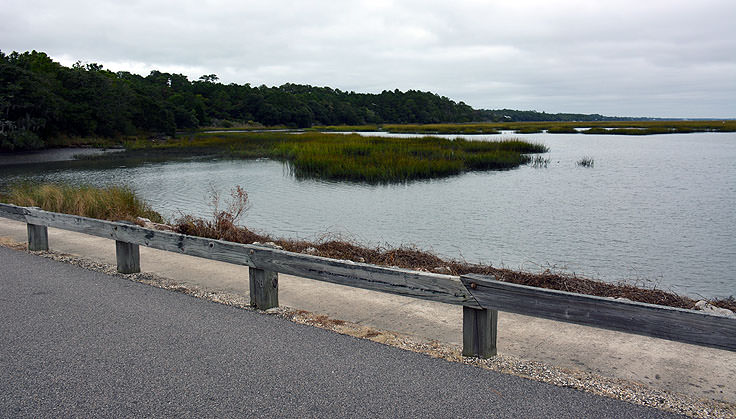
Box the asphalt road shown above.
[0,246,682,418]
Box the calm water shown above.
[2,132,735,298]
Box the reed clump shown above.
[529,155,551,168]
[1,183,164,223]
[577,157,594,168]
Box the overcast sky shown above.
[2,0,734,118]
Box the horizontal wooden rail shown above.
[2,203,734,355]
[461,274,736,352]
[0,203,479,308]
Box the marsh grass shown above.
[311,125,380,132]
[1,183,164,223]
[529,155,551,168]
[314,120,736,136]
[382,124,501,135]
[514,126,544,134]
[272,135,547,182]
[577,157,595,168]
[10,120,734,154]
[127,131,548,183]
[546,125,579,134]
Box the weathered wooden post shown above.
[27,223,49,251]
[461,275,498,358]
[249,267,279,310]
[116,240,141,274]
[114,221,140,274]
[462,306,498,358]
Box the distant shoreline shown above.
[0,147,124,166]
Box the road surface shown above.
[0,246,681,417]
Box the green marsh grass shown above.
[382,124,501,135]
[128,131,548,183]
[311,125,380,132]
[546,125,579,134]
[1,183,164,223]
[277,136,548,182]
[314,120,736,136]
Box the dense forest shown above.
[1,50,623,150]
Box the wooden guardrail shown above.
[1,203,734,355]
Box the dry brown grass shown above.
[172,208,726,311]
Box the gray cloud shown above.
[2,0,734,117]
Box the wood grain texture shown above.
[0,204,479,308]
[462,274,736,351]
[0,203,29,222]
[116,241,140,274]
[462,306,498,358]
[249,268,279,310]
[26,223,49,251]
[245,245,480,307]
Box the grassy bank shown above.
[5,119,732,153]
[314,120,736,135]
[127,131,548,183]
[1,183,164,224]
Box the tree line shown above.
[1,50,623,150]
